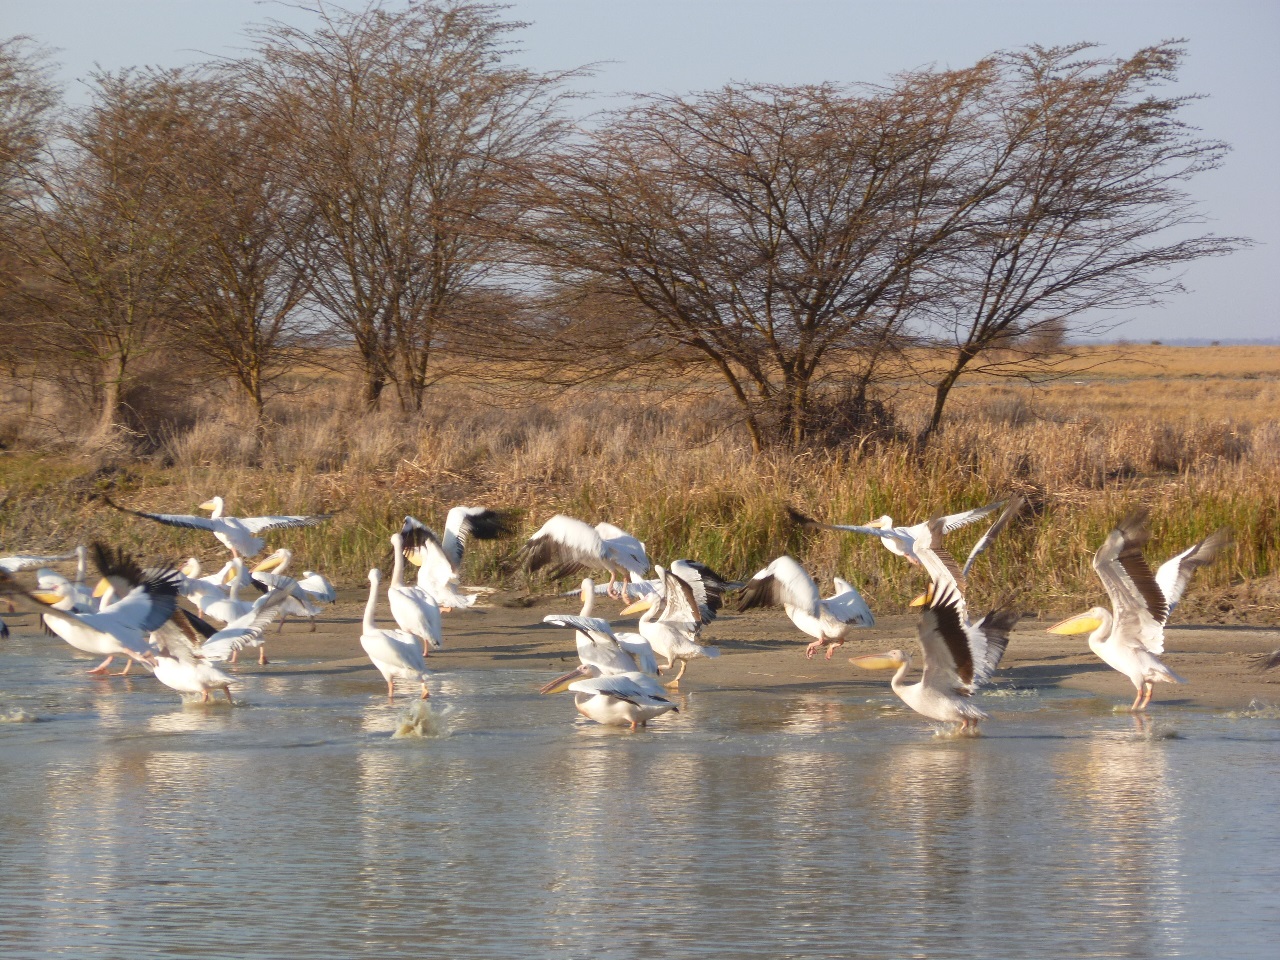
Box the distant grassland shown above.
[1,345,1277,622]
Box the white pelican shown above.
[200,559,256,625]
[149,621,236,703]
[1,550,78,632]
[851,580,1018,734]
[541,603,675,729]
[1048,509,1224,711]
[103,495,330,558]
[620,564,723,687]
[904,498,1026,616]
[1,544,180,675]
[788,499,1004,566]
[198,589,292,663]
[737,555,875,659]
[359,569,431,700]
[248,550,325,638]
[520,514,649,599]
[388,532,443,655]
[399,509,511,610]
[1155,526,1231,620]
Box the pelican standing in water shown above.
[737,555,874,659]
[1049,509,1227,711]
[852,580,1018,734]
[539,578,673,729]
[360,569,431,700]
[104,495,330,558]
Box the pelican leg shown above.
[229,649,239,665]
[1130,686,1147,712]
[202,690,211,703]
[1139,682,1155,710]
[87,656,115,675]
[823,641,843,661]
[258,646,269,666]
[222,685,233,703]
[112,660,133,677]
[663,660,688,689]
[805,639,825,660]
[419,683,430,700]
[386,679,396,699]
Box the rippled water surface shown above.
[1,636,1278,959]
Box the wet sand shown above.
[208,590,1280,711]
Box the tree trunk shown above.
[93,375,123,443]
[917,361,968,446]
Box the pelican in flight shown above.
[737,555,874,659]
[541,589,675,729]
[520,514,649,599]
[1049,509,1227,711]
[620,563,724,687]
[103,495,330,558]
[360,569,431,700]
[399,508,512,610]
[851,580,1018,734]
[788,499,1004,567]
[1,544,180,675]
[388,532,443,655]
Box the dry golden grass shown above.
[1,344,1277,622]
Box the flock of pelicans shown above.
[0,492,1254,735]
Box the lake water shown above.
[1,634,1278,959]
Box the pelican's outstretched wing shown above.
[737,556,820,618]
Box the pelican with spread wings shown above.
[852,581,1018,734]
[620,562,725,687]
[788,499,1004,567]
[1049,509,1227,711]
[399,508,512,610]
[520,514,650,599]
[737,555,875,659]
[104,495,330,558]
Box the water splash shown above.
[392,700,452,739]
[1220,699,1280,720]
[0,706,39,723]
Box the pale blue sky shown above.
[2,0,1276,341]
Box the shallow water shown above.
[1,636,1278,960]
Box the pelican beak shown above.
[252,553,282,573]
[909,592,928,607]
[31,591,63,605]
[92,577,112,598]
[849,653,903,670]
[198,499,218,511]
[620,597,653,616]
[1047,613,1103,635]
[540,664,589,695]
[180,558,200,578]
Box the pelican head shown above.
[865,515,893,529]
[181,557,201,579]
[199,496,225,516]
[539,662,598,695]
[849,649,910,670]
[1047,607,1109,636]
[252,548,290,574]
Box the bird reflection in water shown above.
[1053,730,1187,957]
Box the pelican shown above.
[248,550,325,638]
[399,509,511,610]
[1,550,78,632]
[905,498,1026,615]
[149,621,236,703]
[1155,527,1231,619]
[737,555,874,659]
[359,569,431,700]
[520,514,649,599]
[388,532,443,655]
[199,559,256,625]
[851,580,1018,734]
[620,563,724,687]
[541,598,675,729]
[1,544,179,675]
[103,495,330,558]
[198,589,292,663]
[1049,509,1225,711]
[788,499,1004,566]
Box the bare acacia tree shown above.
[533,70,1007,450]
[0,37,59,370]
[167,71,317,424]
[14,68,206,440]
[248,0,574,410]
[913,42,1243,442]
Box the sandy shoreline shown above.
[106,590,1280,713]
